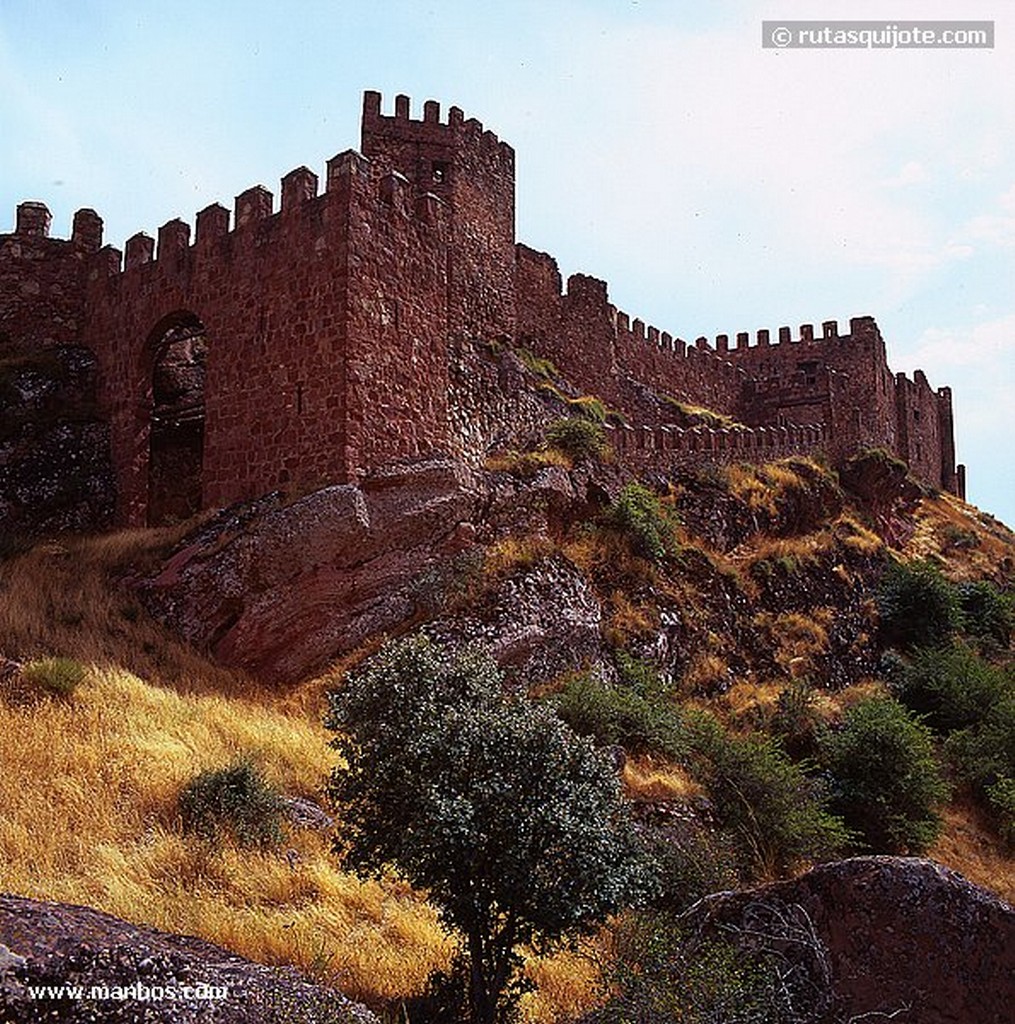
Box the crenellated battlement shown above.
[606,419,829,470]
[44,148,447,284]
[709,315,882,355]
[361,90,514,166]
[0,88,963,527]
[7,202,105,251]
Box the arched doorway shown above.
[146,313,207,527]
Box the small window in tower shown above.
[913,409,921,421]
[432,161,449,184]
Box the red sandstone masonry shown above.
[1,89,964,526]
[606,421,830,473]
[77,147,448,524]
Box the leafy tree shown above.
[820,696,949,854]
[326,636,656,1024]
[876,559,961,651]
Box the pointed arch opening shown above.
[146,312,207,527]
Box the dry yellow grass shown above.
[903,493,1015,579]
[0,529,611,1018]
[753,610,830,678]
[724,680,785,726]
[930,800,1015,905]
[680,651,730,695]
[741,529,837,569]
[606,590,659,643]
[484,534,556,579]
[0,664,451,1002]
[522,941,606,1023]
[723,460,812,516]
[0,532,253,697]
[622,756,704,803]
[835,513,884,554]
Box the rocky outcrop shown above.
[685,856,1015,1024]
[429,552,604,685]
[0,894,376,1023]
[0,345,114,539]
[139,457,483,683]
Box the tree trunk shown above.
[468,927,496,1024]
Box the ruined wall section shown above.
[515,245,744,418]
[361,91,515,342]
[80,149,448,525]
[0,204,104,354]
[609,420,829,473]
[612,313,744,417]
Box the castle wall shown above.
[341,155,451,474]
[2,90,964,526]
[76,148,448,525]
[361,92,515,342]
[895,370,954,491]
[612,315,743,417]
[515,246,745,419]
[607,420,829,472]
[717,317,898,462]
[0,205,102,354]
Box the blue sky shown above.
[2,0,1012,524]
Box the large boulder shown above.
[686,856,1015,1024]
[0,893,376,1023]
[139,457,482,683]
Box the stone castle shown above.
[1,90,963,527]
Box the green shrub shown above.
[985,777,1015,848]
[601,483,678,562]
[876,559,961,651]
[641,822,738,914]
[821,696,949,854]
[946,695,1015,794]
[614,651,666,697]
[545,416,607,461]
[178,760,285,848]
[896,643,1010,734]
[20,657,86,699]
[769,679,823,760]
[515,347,559,380]
[553,673,683,758]
[682,711,848,877]
[957,580,1013,647]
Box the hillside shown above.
[0,340,1013,1022]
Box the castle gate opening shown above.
[145,312,207,527]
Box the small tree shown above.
[820,696,949,854]
[876,559,961,651]
[326,636,655,1024]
